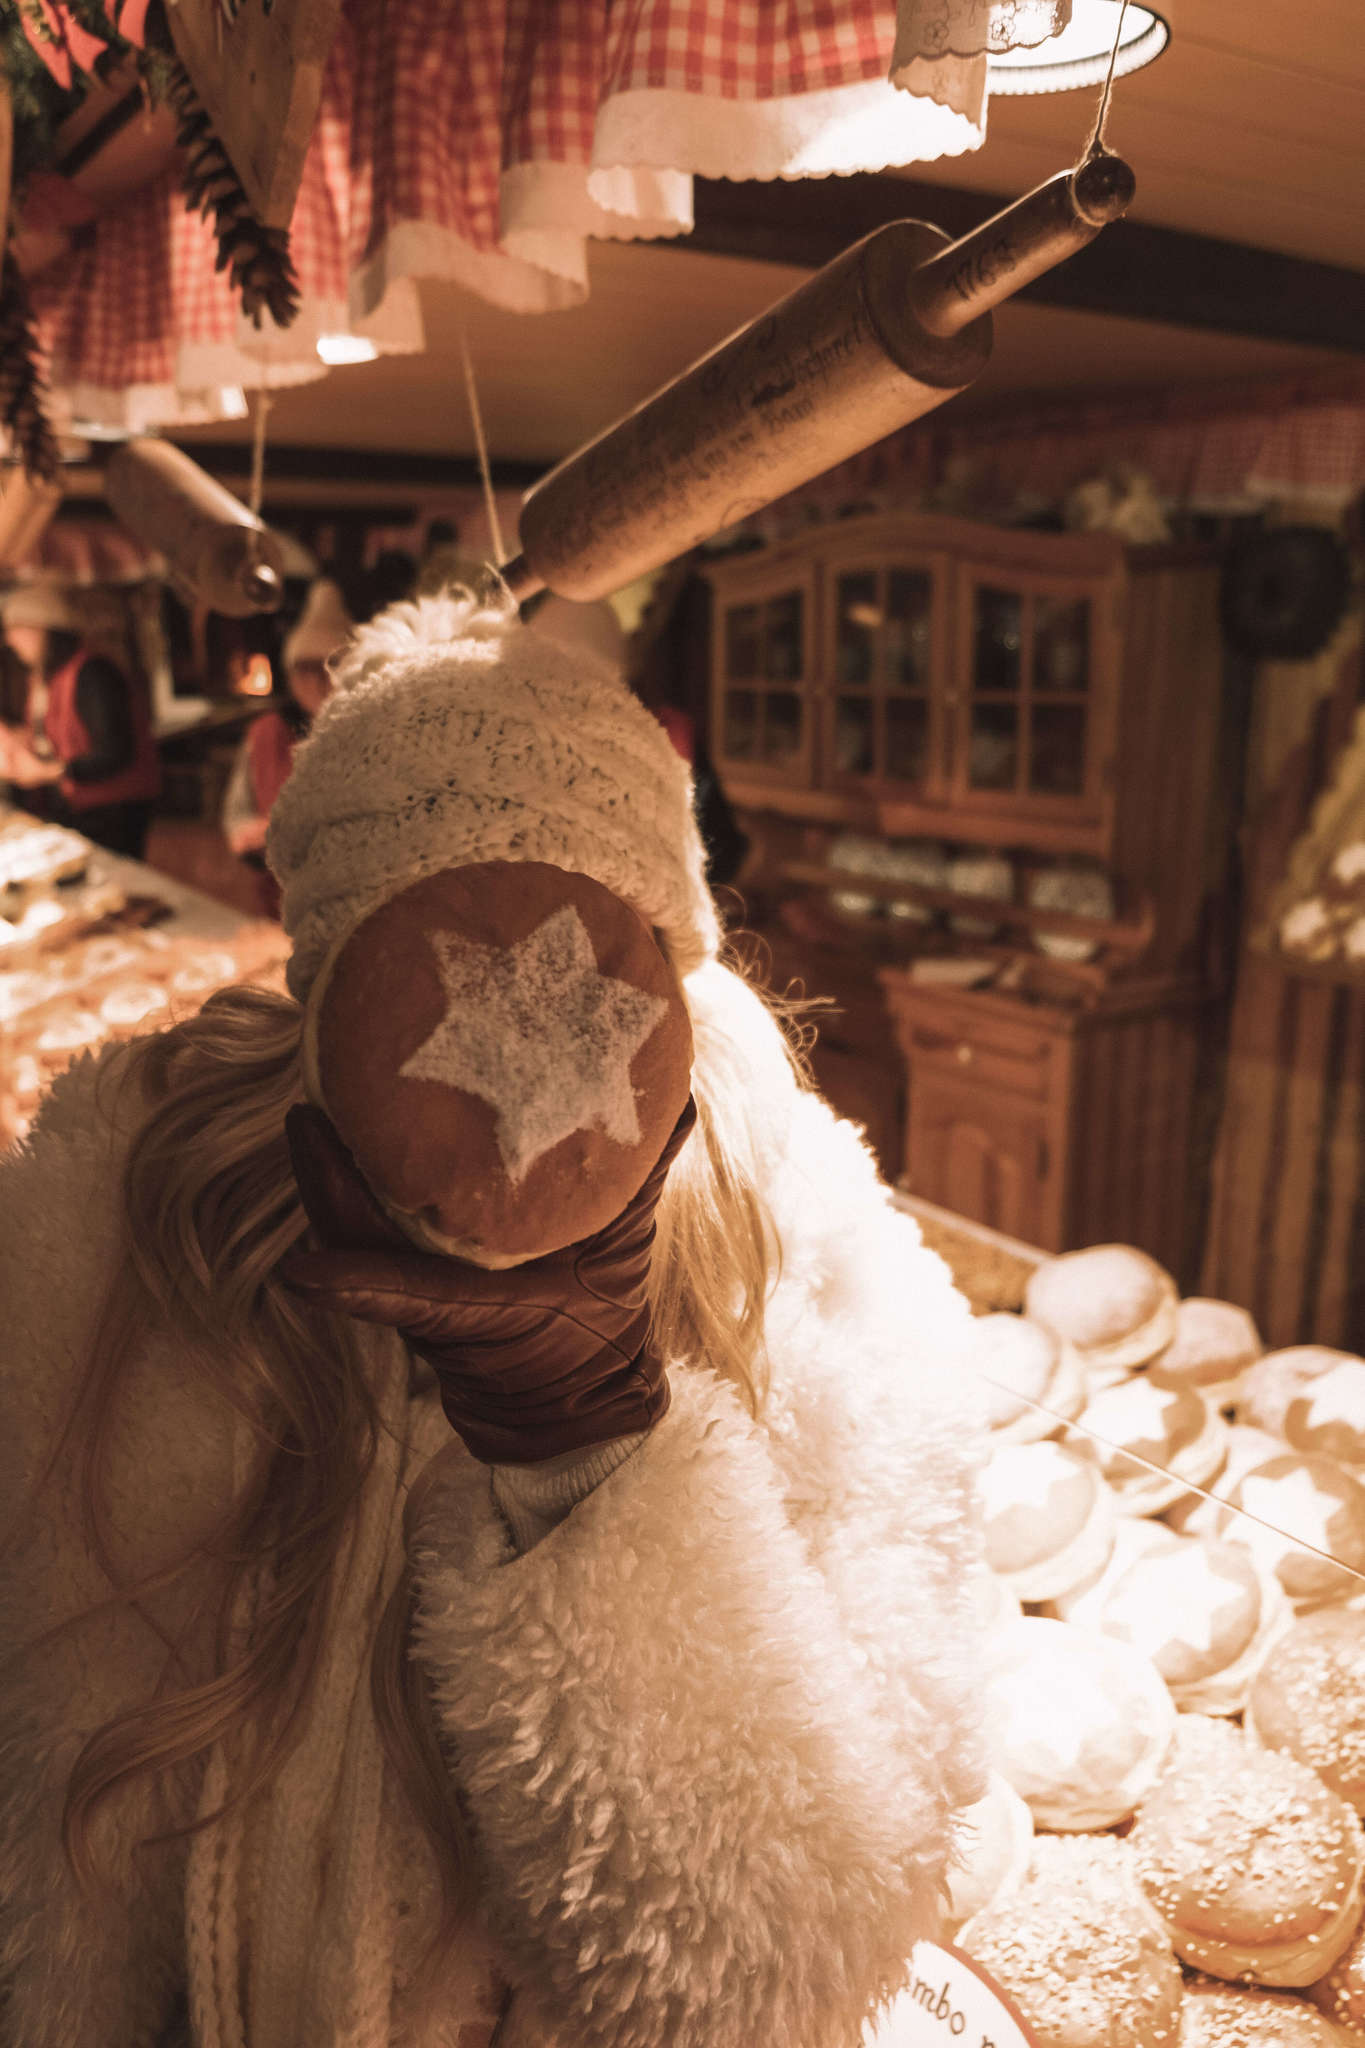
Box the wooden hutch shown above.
[706,511,1242,1287]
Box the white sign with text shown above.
[866,1941,1039,2048]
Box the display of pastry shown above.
[0,814,290,1150]
[1214,1453,1365,1610]
[1045,1512,1182,1629]
[1245,1608,1365,1814]
[960,1832,1184,2048]
[984,1616,1177,1830]
[1093,1534,1289,1716]
[1129,1715,1365,1987]
[0,819,89,894]
[1282,1361,1365,1469]
[1238,1348,1365,1437]
[964,1310,1087,1444]
[1164,1424,1285,1538]
[1025,1245,1179,1389]
[1073,1376,1228,1517]
[978,1440,1118,1603]
[1179,1977,1352,2046]
[1150,1298,1263,1412]
[1309,1920,1365,2040]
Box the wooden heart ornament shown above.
[302,861,694,1264]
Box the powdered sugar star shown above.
[400,905,668,1182]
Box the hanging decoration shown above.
[104,435,287,613]
[0,248,60,482]
[159,0,341,227]
[160,51,299,329]
[0,0,306,476]
[21,0,1123,437]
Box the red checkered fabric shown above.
[601,1,892,99]
[29,0,918,421]
[25,0,1365,508]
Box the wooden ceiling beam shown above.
[688,174,1365,357]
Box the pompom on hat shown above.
[268,587,721,1003]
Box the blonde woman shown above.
[0,592,987,2048]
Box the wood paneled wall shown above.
[1202,611,1365,1348]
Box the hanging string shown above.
[972,1366,1365,1588]
[457,317,507,567]
[247,384,272,529]
[1084,0,1134,159]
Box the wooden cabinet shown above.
[709,512,1126,857]
[882,977,1220,1285]
[707,513,1241,1286]
[908,1078,1057,1248]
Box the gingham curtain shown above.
[32,0,1011,429]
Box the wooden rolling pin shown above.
[504,150,1135,605]
[105,438,286,615]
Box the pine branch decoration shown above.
[161,54,300,330]
[0,249,61,484]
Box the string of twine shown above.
[246,379,273,564]
[457,316,507,567]
[1084,0,1134,158]
[973,1368,1365,1587]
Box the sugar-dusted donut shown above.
[960,1833,1184,2048]
[1025,1244,1178,1388]
[1246,1608,1365,1815]
[1130,1715,1365,1988]
[1180,1977,1351,2046]
[302,862,694,1264]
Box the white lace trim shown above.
[500,160,693,265]
[894,0,1071,62]
[593,71,987,182]
[50,378,250,434]
[350,217,588,322]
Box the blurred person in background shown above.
[221,578,354,914]
[0,583,161,860]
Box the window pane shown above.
[1029,703,1087,795]
[973,586,1022,693]
[968,703,1019,790]
[1034,596,1090,693]
[764,592,804,681]
[835,571,878,686]
[835,695,875,775]
[725,605,760,680]
[885,698,929,785]
[886,569,932,690]
[724,689,759,761]
[763,690,803,763]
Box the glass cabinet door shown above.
[718,584,811,778]
[827,560,937,795]
[959,575,1095,809]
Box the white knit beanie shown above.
[268,588,721,1002]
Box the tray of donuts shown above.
[0,921,289,1148]
[942,1245,1365,2048]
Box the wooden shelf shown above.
[778,858,1155,957]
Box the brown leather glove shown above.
[280,1098,696,1465]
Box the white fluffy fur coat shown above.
[0,964,987,2048]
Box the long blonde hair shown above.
[38,957,810,2004]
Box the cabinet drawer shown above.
[906,1019,1055,1101]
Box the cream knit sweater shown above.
[0,965,988,2048]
